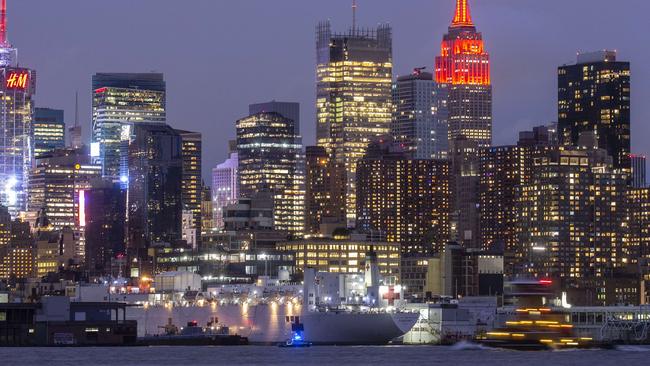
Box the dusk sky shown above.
[10,0,649,181]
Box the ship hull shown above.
[126,305,419,345]
[302,311,420,345]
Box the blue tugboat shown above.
[279,322,312,348]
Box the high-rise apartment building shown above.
[127,123,183,256]
[176,130,202,237]
[212,147,238,231]
[479,126,555,274]
[356,138,450,256]
[558,51,631,173]
[392,70,448,160]
[316,20,393,225]
[33,108,65,159]
[631,154,647,188]
[91,73,166,180]
[0,2,35,217]
[305,146,346,235]
[237,111,305,235]
[435,0,492,147]
[518,146,629,281]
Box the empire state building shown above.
[435,0,492,147]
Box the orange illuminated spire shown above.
[451,0,474,28]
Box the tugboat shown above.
[139,318,249,346]
[279,321,312,348]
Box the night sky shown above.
[10,0,650,182]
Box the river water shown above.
[1,344,649,365]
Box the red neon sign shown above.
[5,70,29,90]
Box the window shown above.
[0,312,5,322]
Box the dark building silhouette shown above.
[558,51,631,173]
[84,180,126,277]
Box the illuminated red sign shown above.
[5,70,29,90]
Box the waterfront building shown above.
[91,73,166,180]
[517,145,630,282]
[426,244,504,299]
[435,0,492,147]
[212,144,239,231]
[176,129,202,238]
[305,146,346,235]
[316,20,393,225]
[558,51,631,174]
[126,123,183,259]
[236,110,305,235]
[84,179,126,278]
[276,232,400,277]
[392,69,448,160]
[631,154,647,188]
[629,188,650,276]
[33,108,65,159]
[28,147,101,232]
[0,1,35,217]
[356,138,450,256]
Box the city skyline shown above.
[9,0,650,181]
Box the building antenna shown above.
[0,0,7,45]
[352,0,357,32]
[74,90,79,127]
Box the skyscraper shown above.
[316,20,393,225]
[631,154,647,188]
[305,146,346,235]
[91,73,166,180]
[356,138,450,256]
[212,146,238,231]
[28,147,101,231]
[558,51,631,173]
[435,0,492,147]
[127,123,183,258]
[176,129,202,239]
[0,0,35,217]
[33,108,65,158]
[392,69,448,160]
[84,179,126,277]
[236,111,304,235]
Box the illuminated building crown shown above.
[0,0,16,67]
[435,0,490,85]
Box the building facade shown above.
[435,0,492,147]
[212,150,238,231]
[84,180,126,278]
[91,73,166,180]
[392,70,448,160]
[305,146,346,235]
[356,138,450,256]
[558,51,631,174]
[176,130,202,238]
[631,154,647,188]
[33,108,65,159]
[316,21,393,225]
[236,111,305,235]
[127,123,183,257]
[518,147,630,283]
[28,147,101,232]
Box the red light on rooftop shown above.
[94,87,108,94]
[539,279,553,285]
